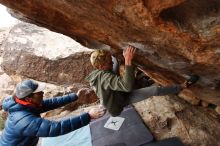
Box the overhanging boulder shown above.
[0,1,219,105]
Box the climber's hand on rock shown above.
[123,45,136,66]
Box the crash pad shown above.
[41,125,92,146]
[90,106,154,146]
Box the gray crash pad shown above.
[90,106,154,146]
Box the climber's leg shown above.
[129,85,182,103]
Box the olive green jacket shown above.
[86,66,135,116]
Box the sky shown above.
[0,4,17,28]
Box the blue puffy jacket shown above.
[0,93,91,146]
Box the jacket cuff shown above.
[80,112,91,126]
[125,65,134,71]
[67,93,78,102]
[175,85,183,93]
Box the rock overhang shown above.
[0,0,219,106]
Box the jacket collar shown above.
[14,96,42,109]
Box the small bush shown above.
[0,111,6,130]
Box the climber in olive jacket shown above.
[86,46,197,117]
[86,65,135,116]
[0,80,104,146]
[86,46,136,116]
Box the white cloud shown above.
[0,4,17,28]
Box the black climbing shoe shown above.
[186,74,200,88]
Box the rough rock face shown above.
[1,22,93,85]
[0,28,17,99]
[134,95,220,146]
[0,0,219,106]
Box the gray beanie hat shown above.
[16,80,46,99]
